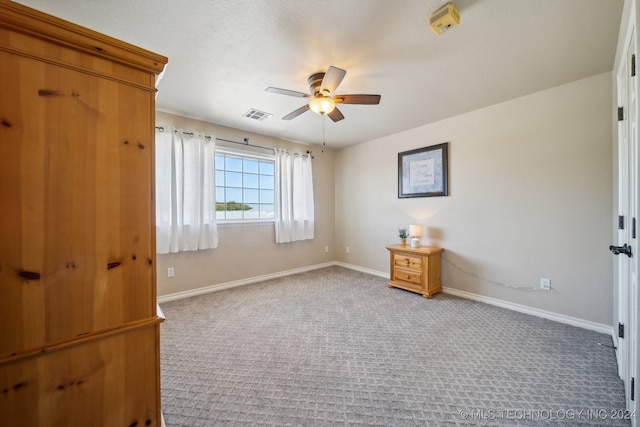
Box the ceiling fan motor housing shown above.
[308,72,327,95]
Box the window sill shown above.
[217,219,275,227]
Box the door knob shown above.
[610,243,633,257]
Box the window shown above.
[215,149,275,221]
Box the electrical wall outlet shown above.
[540,277,551,290]
[167,267,175,278]
[346,246,350,253]
[325,246,329,253]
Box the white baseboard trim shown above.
[158,261,614,336]
[335,262,614,336]
[333,261,389,279]
[442,286,613,335]
[157,262,335,304]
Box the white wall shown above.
[155,111,335,297]
[335,72,614,325]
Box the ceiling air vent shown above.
[244,109,272,121]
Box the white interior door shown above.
[615,27,638,420]
[631,29,639,419]
[616,40,630,385]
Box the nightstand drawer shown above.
[394,267,422,285]
[394,254,422,270]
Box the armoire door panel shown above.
[0,53,153,354]
[0,324,161,427]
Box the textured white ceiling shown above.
[16,0,624,148]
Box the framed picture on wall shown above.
[398,142,449,198]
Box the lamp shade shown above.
[409,224,422,237]
[309,96,336,115]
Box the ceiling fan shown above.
[265,66,381,122]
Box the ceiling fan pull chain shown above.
[322,116,326,153]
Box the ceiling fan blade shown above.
[320,66,346,95]
[282,104,310,120]
[328,107,345,122]
[335,94,381,105]
[266,87,310,98]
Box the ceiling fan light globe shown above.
[309,97,336,115]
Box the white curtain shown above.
[155,126,218,253]
[274,149,314,243]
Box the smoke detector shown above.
[429,3,460,35]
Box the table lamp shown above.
[409,224,422,248]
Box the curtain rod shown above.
[155,126,314,158]
[216,137,275,153]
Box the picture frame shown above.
[398,142,449,198]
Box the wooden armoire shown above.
[0,2,168,425]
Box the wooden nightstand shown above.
[386,245,444,298]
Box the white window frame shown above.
[214,146,276,225]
